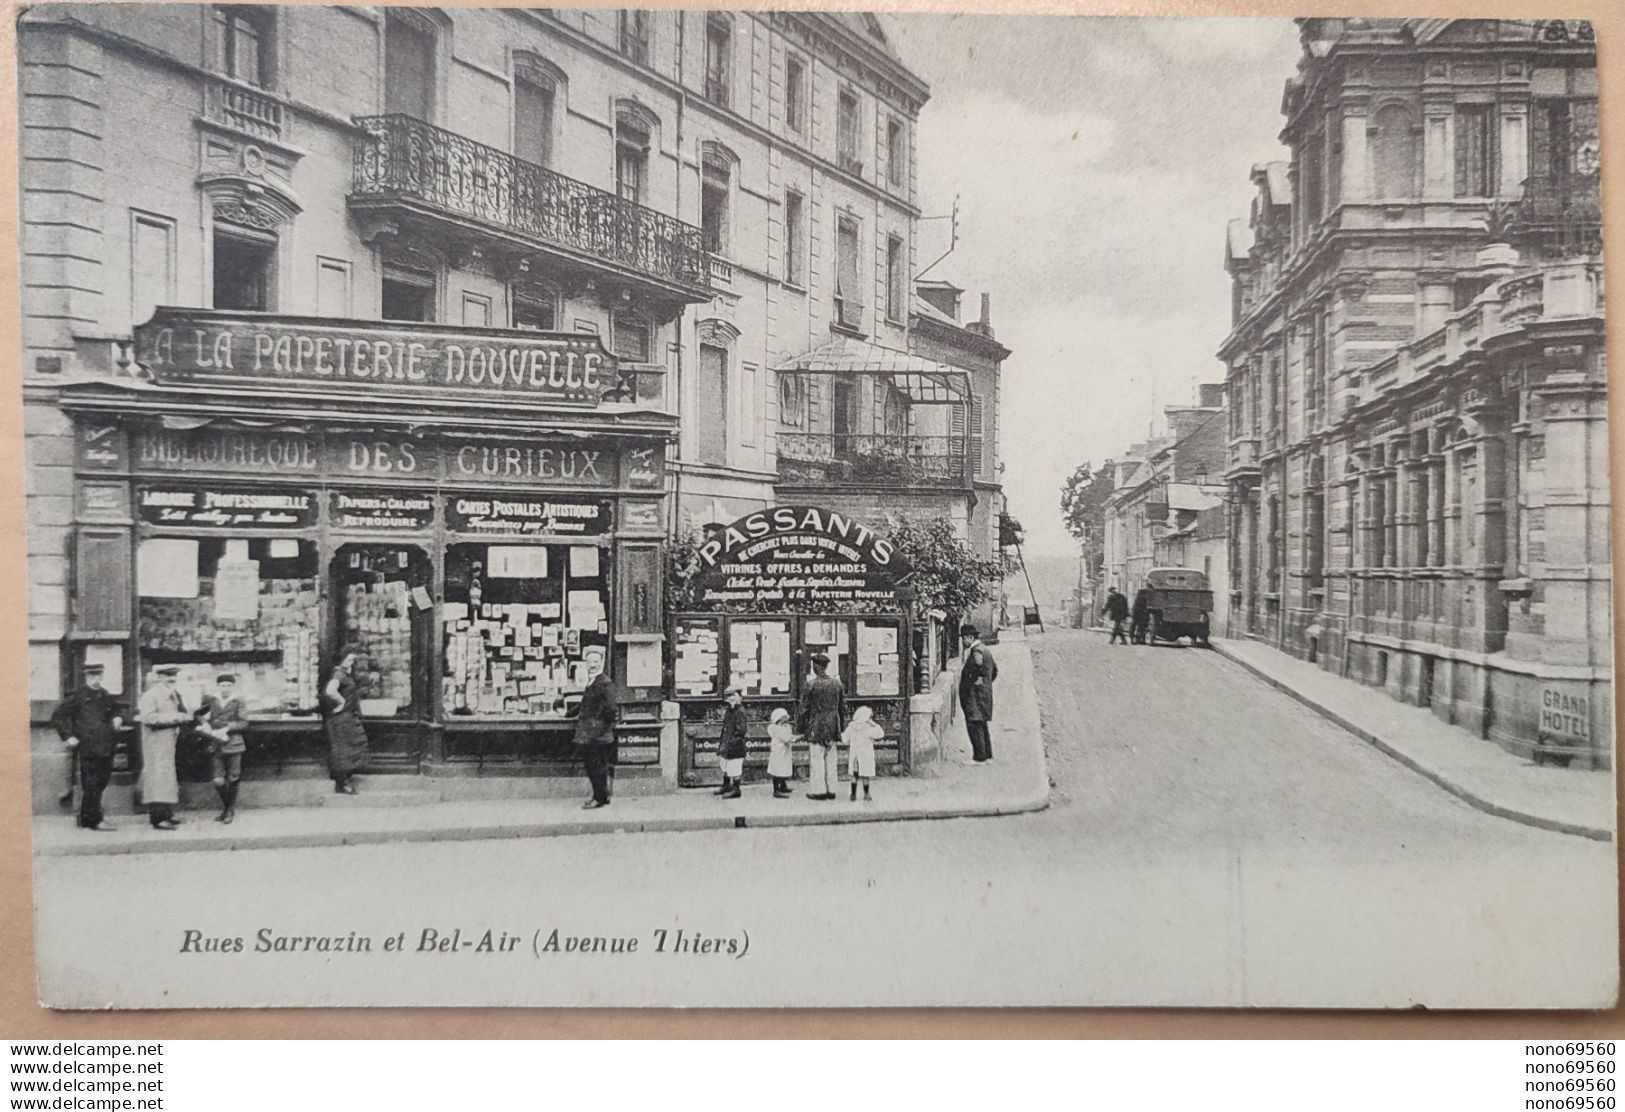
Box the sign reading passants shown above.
[692,506,910,610]
[135,307,617,406]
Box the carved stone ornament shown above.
[198,169,301,231]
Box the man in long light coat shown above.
[137,665,192,830]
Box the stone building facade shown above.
[1220,17,1607,765]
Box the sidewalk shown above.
[1214,637,1615,842]
[33,642,1049,858]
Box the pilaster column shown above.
[1422,96,1454,200]
[1498,100,1530,199]
[1444,443,1463,567]
[1532,374,1611,668]
[1429,456,1447,568]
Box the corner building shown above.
[18,5,930,794]
[1220,18,1607,765]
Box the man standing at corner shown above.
[50,662,125,832]
[575,658,619,810]
[958,625,998,765]
[797,652,845,800]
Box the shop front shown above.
[59,308,673,780]
[671,506,914,786]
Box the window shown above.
[1370,103,1416,200]
[885,235,906,322]
[212,6,273,87]
[785,55,806,133]
[381,263,435,322]
[779,373,806,427]
[701,152,730,256]
[511,283,557,331]
[1454,103,1496,197]
[784,190,805,286]
[837,89,862,173]
[611,311,652,363]
[130,211,175,328]
[514,69,556,168]
[696,343,729,465]
[615,116,650,206]
[384,10,435,119]
[882,386,907,437]
[704,16,730,107]
[970,391,985,477]
[315,256,351,317]
[461,292,491,327]
[1301,132,1323,224]
[834,213,862,329]
[212,227,274,311]
[886,117,905,187]
[619,10,650,65]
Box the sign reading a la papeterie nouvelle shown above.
[134,308,618,407]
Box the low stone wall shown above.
[909,659,962,773]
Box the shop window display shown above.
[136,537,320,716]
[333,544,431,719]
[442,542,610,718]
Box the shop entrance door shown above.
[331,543,434,768]
[671,612,910,787]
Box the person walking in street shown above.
[136,664,192,830]
[50,662,125,832]
[766,707,795,799]
[197,672,248,824]
[958,625,998,765]
[797,652,845,801]
[574,657,619,810]
[716,687,747,800]
[323,646,368,795]
[1105,587,1131,645]
[843,705,883,802]
[1130,587,1151,646]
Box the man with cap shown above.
[197,673,249,824]
[958,624,998,765]
[50,662,126,831]
[573,655,619,810]
[796,651,845,800]
[136,664,193,830]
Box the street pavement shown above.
[32,629,1617,1010]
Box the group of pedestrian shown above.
[52,646,373,832]
[1103,586,1154,646]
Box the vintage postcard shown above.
[17,7,1616,1008]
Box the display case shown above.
[135,536,321,717]
[332,543,433,720]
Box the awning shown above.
[772,335,969,404]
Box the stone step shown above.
[323,788,444,808]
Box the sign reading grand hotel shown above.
[135,308,617,406]
[693,506,910,610]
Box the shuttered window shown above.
[73,528,132,635]
[384,12,435,119]
[1454,104,1496,197]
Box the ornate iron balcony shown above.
[776,433,973,489]
[1513,173,1603,258]
[351,114,711,293]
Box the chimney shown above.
[967,292,995,338]
[1197,382,1225,409]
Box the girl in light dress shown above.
[842,705,883,802]
[767,707,795,798]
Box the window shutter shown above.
[72,527,132,635]
[969,393,984,477]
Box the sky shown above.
[883,15,1302,556]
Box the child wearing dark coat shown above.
[716,687,747,800]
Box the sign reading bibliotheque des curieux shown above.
[692,506,911,610]
[135,308,621,407]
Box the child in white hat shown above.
[767,708,794,798]
[842,705,883,802]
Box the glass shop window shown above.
[332,544,432,720]
[136,536,320,717]
[442,542,610,719]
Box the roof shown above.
[830,12,901,62]
[1226,218,1253,263]
[911,294,959,328]
[1251,161,1292,207]
[773,335,968,404]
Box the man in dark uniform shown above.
[1104,587,1131,645]
[574,660,619,810]
[50,663,125,831]
[1130,588,1151,645]
[797,652,845,800]
[958,625,998,764]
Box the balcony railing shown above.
[1513,173,1603,257]
[351,114,710,292]
[205,77,284,141]
[776,433,973,489]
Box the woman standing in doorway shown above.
[324,646,368,794]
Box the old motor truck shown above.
[1142,567,1214,647]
